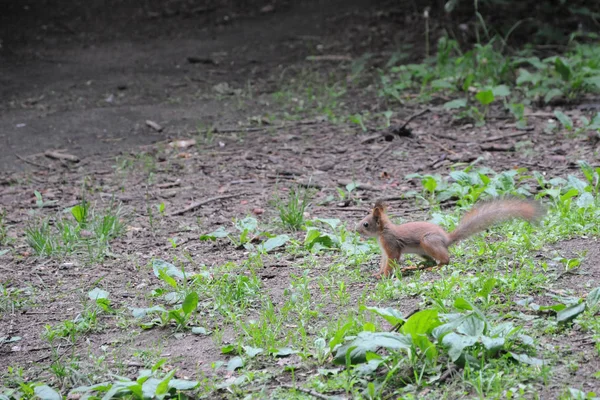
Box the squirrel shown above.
[356,198,546,278]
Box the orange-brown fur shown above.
[356,198,546,278]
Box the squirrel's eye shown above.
[363,222,369,228]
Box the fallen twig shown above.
[168,193,249,216]
[209,120,320,134]
[399,108,431,131]
[374,142,394,159]
[481,131,530,143]
[360,109,430,144]
[145,120,163,132]
[44,150,80,162]
[16,154,55,170]
[391,308,422,332]
[438,365,459,384]
[481,143,515,152]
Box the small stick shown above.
[374,142,394,159]
[360,109,430,144]
[391,307,421,332]
[399,108,430,131]
[145,120,163,132]
[438,365,459,384]
[280,384,340,400]
[15,154,55,170]
[168,193,249,216]
[44,150,80,162]
[208,120,319,134]
[481,131,530,143]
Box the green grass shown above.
[24,199,124,262]
[4,164,600,399]
[274,185,313,231]
[263,36,600,130]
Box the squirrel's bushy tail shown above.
[447,198,546,245]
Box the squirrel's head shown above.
[356,200,386,237]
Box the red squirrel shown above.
[356,198,546,278]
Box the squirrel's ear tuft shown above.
[372,200,386,223]
[374,200,387,212]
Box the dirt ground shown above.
[1,0,600,398]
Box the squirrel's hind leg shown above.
[420,234,450,268]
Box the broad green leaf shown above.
[456,314,485,337]
[168,310,184,325]
[538,303,566,312]
[443,98,467,109]
[226,356,244,371]
[256,234,290,253]
[586,287,600,308]
[578,160,596,185]
[567,388,589,400]
[221,344,236,354]
[585,76,600,89]
[401,309,441,335]
[333,332,412,365]
[412,334,438,361]
[477,278,497,299]
[152,259,185,280]
[554,58,571,81]
[481,336,505,352]
[431,79,454,89]
[577,192,594,208]
[449,171,473,185]
[88,288,109,300]
[568,175,590,192]
[509,352,545,366]
[475,89,495,105]
[517,334,534,346]
[169,379,199,391]
[346,181,359,192]
[272,347,297,357]
[191,327,209,335]
[156,370,175,396]
[33,385,61,400]
[243,346,264,358]
[554,110,573,130]
[421,175,438,193]
[199,226,229,241]
[454,298,473,311]
[329,321,354,351]
[304,228,335,250]
[544,88,563,103]
[182,292,199,315]
[560,188,580,202]
[557,302,586,323]
[235,217,258,232]
[158,269,178,289]
[313,218,341,230]
[131,305,166,318]
[69,382,112,394]
[363,306,404,326]
[432,314,468,340]
[492,85,510,97]
[441,332,478,362]
[71,205,87,224]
